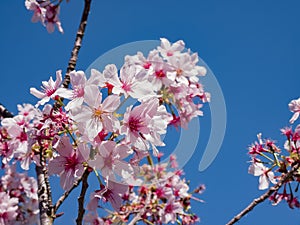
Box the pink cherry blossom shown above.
[88,140,133,180]
[0,164,39,225]
[121,98,171,150]
[167,52,206,85]
[248,162,277,190]
[25,0,46,24]
[30,70,68,106]
[83,212,105,225]
[87,180,128,211]
[112,65,155,100]
[157,38,185,58]
[45,4,63,33]
[70,85,120,140]
[0,191,18,225]
[61,70,103,111]
[161,196,184,224]
[48,136,89,190]
[288,97,300,124]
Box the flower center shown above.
[155,69,166,78]
[65,154,78,171]
[128,117,143,132]
[45,88,56,97]
[176,68,183,76]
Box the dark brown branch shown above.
[76,169,90,225]
[53,168,87,214]
[0,103,13,119]
[226,163,300,225]
[62,0,92,88]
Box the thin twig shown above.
[76,169,90,225]
[226,162,300,225]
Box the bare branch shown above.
[53,171,85,214]
[62,0,92,88]
[226,162,300,225]
[76,169,90,225]
[0,103,13,120]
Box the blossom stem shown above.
[144,219,155,225]
[93,168,103,186]
[114,95,130,113]
[225,162,300,225]
[272,153,280,167]
[147,154,154,167]
[259,152,274,163]
[63,124,77,146]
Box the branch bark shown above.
[76,169,90,225]
[36,152,54,225]
[62,0,92,88]
[0,103,13,120]
[53,170,86,214]
[226,162,300,225]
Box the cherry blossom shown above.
[288,97,300,124]
[157,38,185,58]
[121,98,172,154]
[70,85,120,140]
[88,140,133,180]
[30,70,69,106]
[248,162,277,190]
[45,3,63,33]
[87,179,128,211]
[25,0,63,33]
[1,37,209,224]
[25,0,46,24]
[60,70,103,111]
[48,136,89,190]
[0,191,18,225]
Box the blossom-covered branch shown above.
[226,162,300,225]
[227,97,300,224]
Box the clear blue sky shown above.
[1,0,300,224]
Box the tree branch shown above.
[76,169,90,225]
[53,170,86,214]
[226,162,300,225]
[62,0,92,88]
[36,151,54,225]
[0,103,13,120]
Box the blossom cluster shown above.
[248,97,300,209]
[0,164,39,225]
[25,0,64,33]
[0,39,208,223]
[84,156,204,225]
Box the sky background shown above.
[1,0,300,224]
